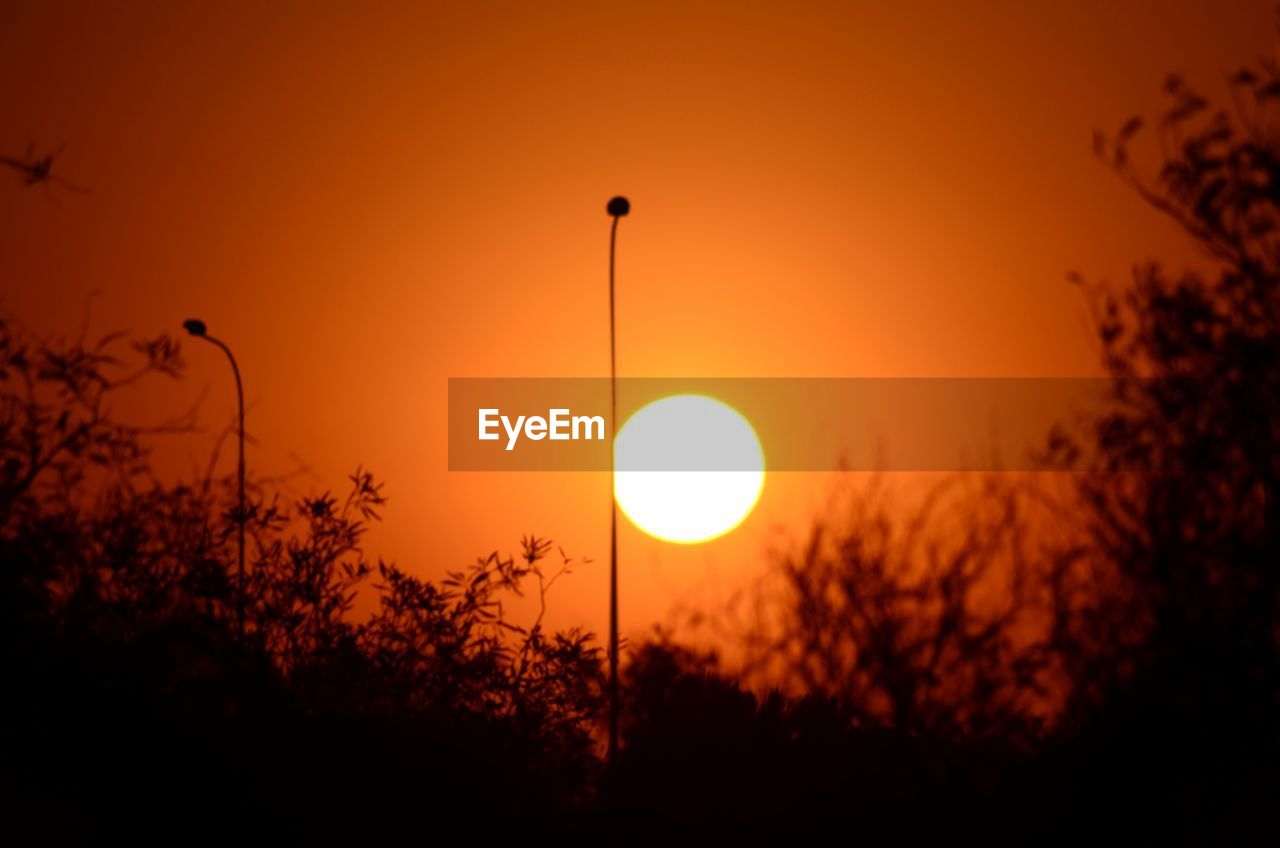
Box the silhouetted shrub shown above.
[731,474,1057,743]
[0,317,604,838]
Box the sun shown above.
[613,394,765,544]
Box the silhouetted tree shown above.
[1052,63,1280,719]
[1030,60,1280,841]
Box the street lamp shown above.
[183,318,246,639]
[606,195,629,767]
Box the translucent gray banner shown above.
[447,378,1143,471]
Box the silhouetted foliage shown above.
[1059,64,1279,721]
[1040,60,1280,841]
[0,316,604,839]
[734,475,1055,742]
[602,635,1041,842]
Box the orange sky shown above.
[1,0,1272,641]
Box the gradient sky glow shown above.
[1,0,1271,640]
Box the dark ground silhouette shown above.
[3,57,1279,844]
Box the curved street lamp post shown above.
[183,319,246,639]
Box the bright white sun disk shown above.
[613,394,765,544]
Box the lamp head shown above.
[182,319,207,337]
[607,196,630,217]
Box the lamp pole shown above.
[606,195,629,768]
[183,319,246,640]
